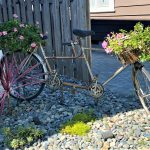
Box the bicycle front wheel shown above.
[2,51,47,101]
[132,62,150,114]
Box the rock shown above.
[59,135,67,141]
[134,129,141,137]
[101,142,110,150]
[101,130,114,140]
[0,134,4,143]
[32,116,42,125]
[110,141,116,147]
[143,133,150,139]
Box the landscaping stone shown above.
[0,74,150,149]
[0,134,4,143]
[101,130,114,140]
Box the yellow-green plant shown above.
[60,110,96,136]
[2,125,44,149]
[61,121,91,136]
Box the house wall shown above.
[91,0,150,20]
[90,0,150,42]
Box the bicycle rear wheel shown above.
[2,51,47,101]
[132,62,150,114]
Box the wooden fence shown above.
[0,0,91,81]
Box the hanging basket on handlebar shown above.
[117,49,139,65]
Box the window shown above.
[90,0,115,12]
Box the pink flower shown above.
[102,40,108,49]
[105,48,113,54]
[2,31,7,35]
[116,33,125,39]
[118,41,121,45]
[19,35,24,40]
[31,42,37,48]
[19,24,25,27]
[13,14,18,18]
[40,33,44,38]
[13,28,18,32]
[0,32,2,36]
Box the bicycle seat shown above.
[73,29,95,38]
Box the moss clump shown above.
[61,121,91,136]
[2,125,44,149]
[72,111,96,123]
[60,110,96,136]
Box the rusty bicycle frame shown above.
[35,35,129,98]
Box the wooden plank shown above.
[80,0,91,81]
[12,0,17,14]
[33,0,42,28]
[16,2,21,22]
[26,0,34,24]
[71,0,83,80]
[82,0,91,81]
[0,4,3,23]
[42,0,54,69]
[59,0,73,77]
[2,0,8,21]
[18,0,26,23]
[71,0,91,81]
[7,0,13,19]
[116,0,150,7]
[51,0,63,73]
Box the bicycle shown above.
[0,29,150,114]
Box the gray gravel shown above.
[0,84,150,150]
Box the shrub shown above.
[2,125,44,149]
[60,110,96,136]
[61,121,91,136]
[0,14,46,53]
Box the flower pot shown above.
[118,50,139,65]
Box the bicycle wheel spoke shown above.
[3,52,46,100]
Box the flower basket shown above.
[117,50,139,65]
[102,22,150,62]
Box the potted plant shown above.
[102,22,150,64]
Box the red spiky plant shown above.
[0,56,16,113]
[0,54,45,114]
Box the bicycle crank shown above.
[89,82,104,98]
[47,71,62,90]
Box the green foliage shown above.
[60,110,96,136]
[103,22,150,62]
[2,125,44,149]
[61,121,91,136]
[0,18,46,53]
[71,110,96,123]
